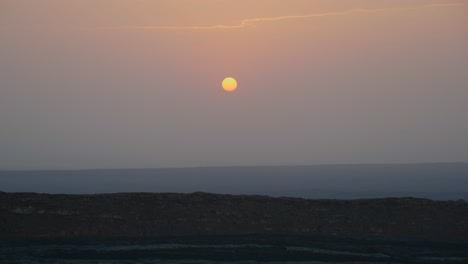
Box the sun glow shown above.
[222,77,237,92]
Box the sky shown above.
[1,0,467,170]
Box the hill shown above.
[1,192,467,240]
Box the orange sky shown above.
[1,0,468,169]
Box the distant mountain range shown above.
[1,192,467,240]
[1,163,467,200]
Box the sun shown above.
[222,77,237,92]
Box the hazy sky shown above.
[1,0,467,170]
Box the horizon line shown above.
[1,162,467,172]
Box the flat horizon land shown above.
[1,163,467,200]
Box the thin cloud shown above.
[91,2,468,31]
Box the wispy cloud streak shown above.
[91,2,467,31]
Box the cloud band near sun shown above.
[91,1,467,31]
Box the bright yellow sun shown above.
[222,77,237,92]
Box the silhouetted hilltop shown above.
[1,192,467,240]
[2,163,468,200]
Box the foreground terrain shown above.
[1,192,467,240]
[1,236,468,263]
[1,192,468,263]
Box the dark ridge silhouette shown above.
[1,163,468,200]
[1,192,467,241]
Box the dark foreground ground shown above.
[1,192,468,240]
[1,236,468,263]
[1,192,468,263]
